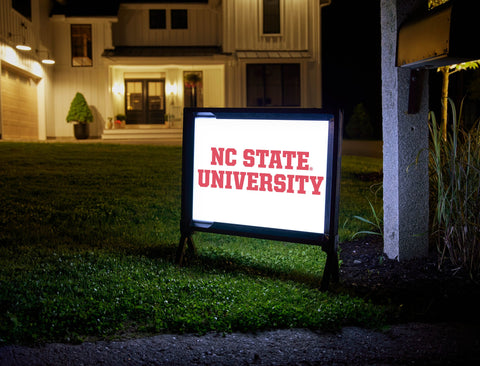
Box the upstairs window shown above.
[263,0,280,34]
[12,0,31,20]
[149,9,166,29]
[171,9,188,29]
[71,24,92,67]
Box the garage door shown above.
[1,64,38,140]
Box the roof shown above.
[102,46,224,58]
[119,1,208,3]
[51,0,120,17]
[50,0,209,17]
[236,51,312,59]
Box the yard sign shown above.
[178,108,342,289]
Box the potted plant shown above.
[66,92,93,139]
[115,114,126,128]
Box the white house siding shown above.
[0,0,36,53]
[1,0,327,140]
[50,18,115,138]
[222,0,324,108]
[203,67,224,107]
[0,0,53,140]
[223,0,310,52]
[112,3,221,46]
[108,63,225,127]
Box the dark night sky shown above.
[322,0,382,138]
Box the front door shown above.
[125,79,165,124]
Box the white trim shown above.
[50,15,118,24]
[259,0,284,38]
[236,51,311,59]
[121,3,209,10]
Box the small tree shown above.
[345,103,374,140]
[66,92,93,124]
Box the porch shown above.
[102,125,182,144]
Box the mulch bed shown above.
[337,236,480,323]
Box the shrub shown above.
[429,99,480,279]
[345,103,374,140]
[66,93,93,124]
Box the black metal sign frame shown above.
[178,108,342,289]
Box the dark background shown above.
[321,0,480,139]
[322,0,382,140]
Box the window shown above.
[12,0,31,20]
[263,0,280,34]
[171,9,188,29]
[247,64,300,107]
[149,9,166,29]
[71,25,92,67]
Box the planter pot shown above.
[74,123,89,140]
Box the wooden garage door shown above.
[1,65,38,140]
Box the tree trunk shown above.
[440,67,450,141]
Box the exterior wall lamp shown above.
[9,23,32,51]
[36,49,55,65]
[8,32,32,51]
[166,82,178,96]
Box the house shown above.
[0,0,331,142]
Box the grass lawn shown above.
[0,142,383,344]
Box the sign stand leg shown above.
[320,247,339,291]
[176,233,197,265]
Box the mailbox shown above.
[397,1,480,68]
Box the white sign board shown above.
[192,117,330,234]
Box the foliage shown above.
[352,199,383,239]
[0,143,385,344]
[184,72,202,87]
[115,114,126,121]
[429,99,480,279]
[428,0,449,10]
[66,93,93,124]
[437,61,480,140]
[339,156,383,240]
[345,103,374,140]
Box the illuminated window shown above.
[150,9,166,29]
[247,64,300,107]
[263,0,280,34]
[171,9,188,29]
[71,25,92,67]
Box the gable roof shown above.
[51,0,120,17]
[103,46,223,58]
[50,0,209,17]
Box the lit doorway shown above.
[125,79,166,124]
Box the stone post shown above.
[381,0,429,260]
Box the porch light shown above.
[16,42,31,51]
[8,33,31,51]
[112,82,124,95]
[9,24,32,51]
[41,56,55,65]
[37,50,55,64]
[167,82,178,96]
